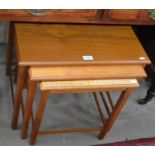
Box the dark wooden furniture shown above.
[0,9,155,24]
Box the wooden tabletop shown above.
[29,65,146,81]
[15,23,150,66]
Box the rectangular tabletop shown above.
[29,65,146,81]
[40,79,139,93]
[15,23,150,66]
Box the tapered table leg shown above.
[98,88,132,140]
[21,80,37,139]
[30,91,49,145]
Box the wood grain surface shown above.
[0,9,154,25]
[15,23,150,66]
[29,65,146,81]
[40,79,139,92]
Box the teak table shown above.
[22,65,145,144]
[12,23,150,131]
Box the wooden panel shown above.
[107,10,142,20]
[15,23,150,66]
[47,9,97,16]
[29,65,146,81]
[0,9,155,25]
[0,9,97,23]
[102,9,155,25]
[0,9,97,17]
[138,10,155,22]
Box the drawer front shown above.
[0,9,97,22]
[104,9,155,24]
[107,10,142,20]
[46,9,97,17]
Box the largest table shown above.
[11,23,150,129]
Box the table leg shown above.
[30,91,49,145]
[21,80,37,139]
[98,88,132,140]
[11,66,27,129]
[6,22,14,76]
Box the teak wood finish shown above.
[21,65,146,141]
[29,65,146,81]
[40,79,139,92]
[30,84,135,145]
[11,23,150,130]
[15,23,150,66]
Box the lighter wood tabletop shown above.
[15,23,150,66]
[40,79,139,93]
